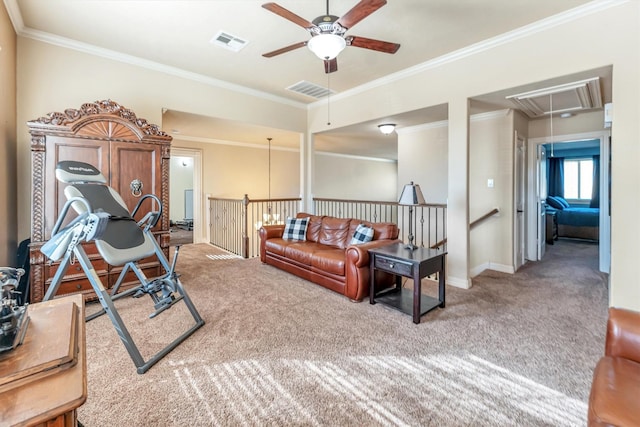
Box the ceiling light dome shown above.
[307,34,346,60]
[378,124,396,135]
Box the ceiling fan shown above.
[262,0,401,74]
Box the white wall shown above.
[469,111,514,275]
[313,153,397,201]
[172,139,300,201]
[397,122,448,204]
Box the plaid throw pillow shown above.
[350,224,374,245]
[282,217,309,241]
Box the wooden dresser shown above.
[27,100,172,303]
[0,294,86,426]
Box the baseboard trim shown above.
[471,262,515,277]
[447,276,472,289]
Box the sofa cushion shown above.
[298,213,324,243]
[311,249,346,276]
[319,217,352,249]
[588,356,640,426]
[348,221,399,241]
[283,217,309,241]
[350,223,374,245]
[284,242,326,265]
[265,238,295,256]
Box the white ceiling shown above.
[8,0,606,160]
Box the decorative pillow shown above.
[546,196,565,210]
[350,224,374,245]
[282,217,309,241]
[555,196,571,208]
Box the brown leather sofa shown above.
[588,307,640,426]
[259,213,400,301]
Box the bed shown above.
[546,196,599,241]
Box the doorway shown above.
[526,130,610,273]
[170,148,203,244]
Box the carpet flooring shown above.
[77,239,607,426]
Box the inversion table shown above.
[42,161,204,374]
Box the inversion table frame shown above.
[44,195,204,374]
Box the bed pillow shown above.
[350,224,374,245]
[282,217,309,241]
[555,196,571,209]
[546,196,565,210]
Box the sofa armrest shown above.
[605,307,640,362]
[259,224,286,240]
[345,239,400,268]
[258,224,286,263]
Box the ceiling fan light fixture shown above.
[307,34,346,60]
[378,123,396,135]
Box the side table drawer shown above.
[374,255,412,276]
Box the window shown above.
[564,158,593,200]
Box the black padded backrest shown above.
[70,184,145,249]
[56,160,107,183]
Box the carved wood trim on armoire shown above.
[28,100,172,303]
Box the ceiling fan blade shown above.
[337,0,387,30]
[263,41,308,58]
[324,58,338,74]
[262,3,315,29]
[347,36,400,54]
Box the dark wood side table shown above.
[369,243,447,324]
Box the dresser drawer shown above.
[374,255,412,276]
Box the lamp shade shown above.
[307,34,346,60]
[398,181,426,206]
[378,124,396,135]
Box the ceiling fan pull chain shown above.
[327,72,331,126]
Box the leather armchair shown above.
[588,307,640,426]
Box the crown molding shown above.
[315,151,397,163]
[312,0,628,107]
[173,134,299,152]
[470,109,512,122]
[3,0,24,33]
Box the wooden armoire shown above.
[28,100,172,303]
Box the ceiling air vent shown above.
[506,77,603,118]
[287,81,335,99]
[211,31,248,52]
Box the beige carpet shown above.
[78,239,607,426]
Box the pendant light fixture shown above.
[255,137,280,230]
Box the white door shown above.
[537,144,547,260]
[515,134,526,270]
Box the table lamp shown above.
[398,181,425,250]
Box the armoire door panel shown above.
[110,142,162,227]
[44,137,109,239]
